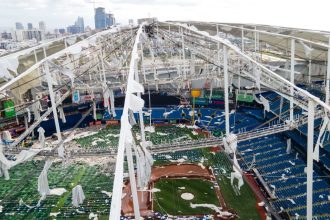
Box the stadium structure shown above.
[0,21,329,220]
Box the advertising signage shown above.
[193,98,227,107]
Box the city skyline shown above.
[0,0,330,31]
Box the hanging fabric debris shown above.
[109,89,116,117]
[254,94,270,117]
[223,133,238,154]
[313,116,330,161]
[0,144,10,180]
[37,127,46,147]
[128,94,144,113]
[26,108,31,123]
[31,99,43,121]
[230,154,244,190]
[140,141,153,186]
[299,40,313,58]
[58,105,66,123]
[102,82,111,115]
[93,100,97,120]
[0,145,41,180]
[2,130,14,143]
[72,185,85,207]
[0,55,19,81]
[38,160,53,196]
[54,91,66,123]
[62,68,74,85]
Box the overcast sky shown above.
[0,0,330,32]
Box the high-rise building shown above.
[67,17,85,34]
[75,17,84,33]
[1,32,12,39]
[27,23,33,30]
[67,25,80,34]
[106,13,115,27]
[15,22,24,30]
[128,19,134,26]
[39,21,46,32]
[94,7,115,30]
[13,30,45,42]
[95,7,106,29]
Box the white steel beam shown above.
[290,39,295,121]
[326,37,330,105]
[44,60,62,141]
[306,99,315,220]
[109,24,144,220]
[163,22,330,114]
[223,45,230,136]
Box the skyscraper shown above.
[15,22,24,30]
[39,21,46,32]
[94,7,115,30]
[95,7,106,29]
[106,13,115,27]
[28,23,33,30]
[67,25,80,34]
[75,17,84,33]
[67,17,85,34]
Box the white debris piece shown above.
[49,188,67,196]
[72,185,85,207]
[287,198,296,204]
[258,202,265,206]
[89,212,98,220]
[101,190,112,198]
[288,160,295,166]
[192,131,198,136]
[150,188,161,193]
[49,212,61,217]
[190,203,233,217]
[145,126,155,133]
[163,110,175,118]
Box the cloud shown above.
[0,0,330,31]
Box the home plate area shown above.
[121,163,236,219]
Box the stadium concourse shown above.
[0,20,329,220]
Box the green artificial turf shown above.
[153,178,220,215]
[202,149,262,220]
[216,175,261,220]
[0,162,113,220]
[51,166,86,213]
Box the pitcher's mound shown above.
[181,193,194,200]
